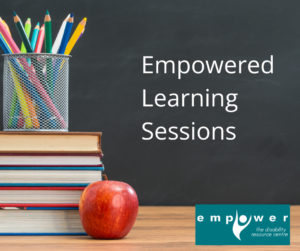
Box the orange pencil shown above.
[34,24,45,53]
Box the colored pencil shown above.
[13,12,52,98]
[8,62,33,129]
[0,32,20,126]
[58,13,73,54]
[77,28,85,42]
[13,12,33,53]
[44,10,52,53]
[10,98,21,128]
[65,18,86,55]
[34,25,44,53]
[0,17,20,53]
[44,10,53,93]
[0,32,13,53]
[8,89,18,127]
[0,30,39,129]
[21,81,40,128]
[52,14,70,54]
[31,22,39,50]
[20,18,31,53]
[2,20,11,37]
[0,32,17,128]
[17,109,24,128]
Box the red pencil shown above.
[34,24,45,53]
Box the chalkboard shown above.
[0,0,299,205]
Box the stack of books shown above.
[0,132,103,235]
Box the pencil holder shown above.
[2,53,70,131]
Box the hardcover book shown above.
[0,166,104,186]
[0,207,86,235]
[0,132,102,154]
[0,154,103,167]
[0,187,84,207]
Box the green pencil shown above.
[13,12,33,52]
[45,10,52,53]
[20,18,31,53]
[45,10,53,94]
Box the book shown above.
[0,132,102,154]
[0,187,84,206]
[0,207,86,235]
[0,154,103,166]
[0,167,104,186]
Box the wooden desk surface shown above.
[0,206,299,250]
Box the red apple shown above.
[79,180,139,239]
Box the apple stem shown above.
[102,174,108,180]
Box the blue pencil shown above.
[31,22,40,50]
[0,33,11,54]
[58,13,74,54]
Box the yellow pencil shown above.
[8,62,33,128]
[64,18,86,55]
[2,19,11,37]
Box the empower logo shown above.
[233,211,252,240]
[195,205,290,245]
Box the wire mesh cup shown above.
[2,53,70,131]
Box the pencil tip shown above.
[84,17,87,21]
[70,13,74,18]
[12,11,16,17]
[28,18,31,21]
[37,22,40,26]
[46,10,49,15]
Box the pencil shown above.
[44,10,53,93]
[9,62,33,129]
[34,25,44,53]
[0,32,20,127]
[13,12,33,52]
[52,14,69,54]
[0,30,39,129]
[77,28,85,42]
[1,32,13,53]
[65,18,86,55]
[9,94,20,128]
[31,22,39,50]
[0,17,20,53]
[8,90,18,127]
[21,81,40,128]
[53,13,74,86]
[0,33,17,128]
[20,18,31,53]
[44,10,52,53]
[13,12,52,97]
[2,20,11,37]
[58,13,73,54]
